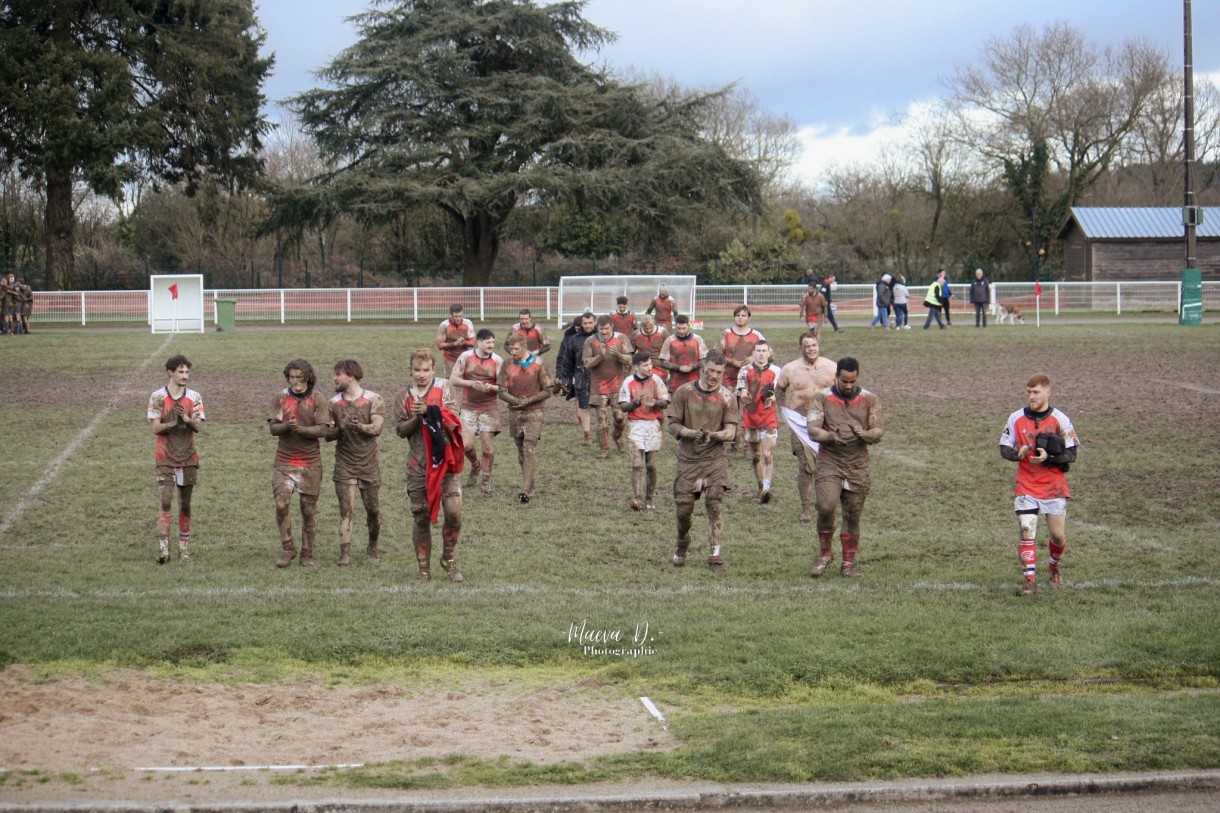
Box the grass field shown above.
[1,320,1218,787]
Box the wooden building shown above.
[1057,207,1220,281]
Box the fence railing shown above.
[26,281,1219,326]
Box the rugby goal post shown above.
[556,275,697,327]
[149,274,205,333]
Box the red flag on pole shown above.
[1034,280,1042,297]
[168,283,179,300]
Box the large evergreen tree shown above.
[0,0,272,289]
[285,0,760,285]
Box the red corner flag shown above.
[1034,280,1042,297]
[168,283,179,300]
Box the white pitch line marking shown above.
[640,696,667,730]
[0,335,174,541]
[131,763,365,773]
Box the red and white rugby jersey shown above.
[147,386,205,467]
[619,373,670,422]
[454,349,503,411]
[736,363,781,430]
[1000,407,1078,499]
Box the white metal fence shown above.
[26,281,1220,326]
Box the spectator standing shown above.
[969,268,991,327]
[940,272,954,326]
[892,275,911,329]
[868,274,894,329]
[922,271,947,329]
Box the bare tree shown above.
[947,22,1169,225]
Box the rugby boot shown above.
[178,539,191,562]
[645,499,656,510]
[299,541,314,567]
[840,562,859,578]
[157,538,170,564]
[1049,567,1064,585]
[275,539,296,568]
[366,541,380,562]
[1020,578,1037,596]
[441,558,464,583]
[465,458,482,487]
[672,537,690,567]
[810,555,834,577]
[338,544,352,567]
[707,555,725,571]
[415,568,431,581]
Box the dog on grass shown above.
[993,302,1025,325]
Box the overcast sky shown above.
[257,0,1220,187]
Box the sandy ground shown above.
[0,665,673,805]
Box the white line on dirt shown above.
[639,696,667,730]
[1,576,1214,601]
[130,763,365,773]
[1151,378,1220,395]
[0,335,173,541]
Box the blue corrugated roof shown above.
[1066,207,1219,239]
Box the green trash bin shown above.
[215,299,236,332]
[1180,269,1202,326]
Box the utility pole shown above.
[1184,0,1198,267]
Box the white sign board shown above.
[149,274,205,333]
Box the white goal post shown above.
[556,275,697,327]
[149,274,205,333]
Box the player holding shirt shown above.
[736,341,782,503]
[268,359,331,567]
[450,329,504,494]
[999,373,1079,595]
[776,331,837,522]
[658,314,707,390]
[582,315,634,459]
[394,349,466,582]
[632,314,668,382]
[805,357,884,578]
[435,304,476,374]
[147,354,205,563]
[498,333,553,503]
[505,308,550,356]
[618,350,670,511]
[327,359,385,566]
[645,285,677,330]
[666,350,739,570]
